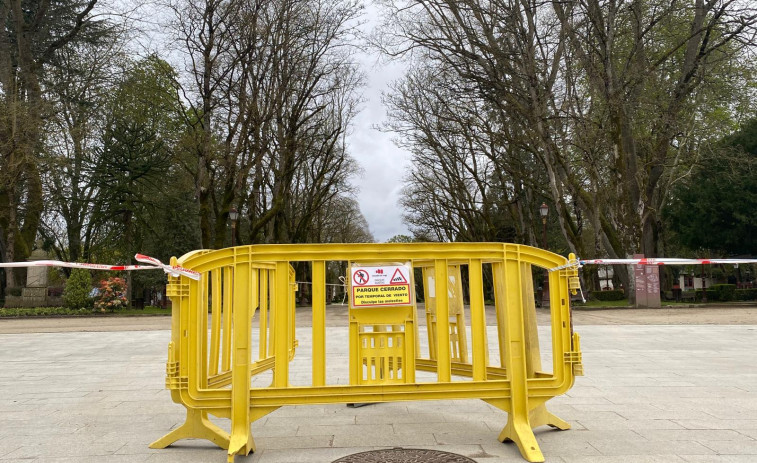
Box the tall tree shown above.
[378,0,757,291]
[385,66,541,244]
[666,117,757,255]
[92,56,185,261]
[41,38,126,263]
[165,0,364,247]
[0,0,106,286]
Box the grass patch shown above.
[0,305,170,318]
[573,298,630,308]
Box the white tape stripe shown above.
[134,254,200,280]
[550,258,757,272]
[0,255,201,281]
[0,260,152,271]
[581,258,757,265]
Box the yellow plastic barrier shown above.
[421,264,469,363]
[151,243,583,463]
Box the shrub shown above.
[94,277,128,312]
[694,289,718,301]
[593,290,626,301]
[63,269,93,309]
[7,287,22,297]
[735,288,757,301]
[0,307,94,317]
[711,284,736,302]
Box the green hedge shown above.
[735,288,757,301]
[693,285,732,301]
[711,284,736,302]
[694,284,738,302]
[593,290,626,301]
[6,287,22,297]
[0,307,95,317]
[694,289,718,301]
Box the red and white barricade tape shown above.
[0,254,200,280]
[550,257,757,272]
[133,254,200,280]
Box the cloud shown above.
[347,48,412,242]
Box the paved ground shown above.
[1,304,755,334]
[1,307,756,463]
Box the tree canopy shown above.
[666,117,757,255]
[1,0,755,301]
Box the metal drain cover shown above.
[332,448,476,463]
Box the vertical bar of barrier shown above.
[497,256,543,462]
[434,259,451,382]
[268,271,275,357]
[451,266,469,363]
[259,269,268,359]
[289,267,296,359]
[210,270,222,375]
[200,273,208,389]
[273,261,290,387]
[182,277,195,390]
[229,260,254,458]
[553,266,571,374]
[493,262,507,368]
[186,277,200,392]
[422,267,437,360]
[520,263,541,377]
[312,261,326,386]
[468,259,487,381]
[221,267,232,372]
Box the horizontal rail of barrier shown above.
[150,243,584,463]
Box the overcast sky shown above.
[346,4,412,243]
[144,0,412,243]
[347,58,412,242]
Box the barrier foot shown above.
[530,404,570,430]
[498,414,544,463]
[228,429,255,463]
[150,409,230,450]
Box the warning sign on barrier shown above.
[351,264,412,307]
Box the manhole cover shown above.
[332,448,476,463]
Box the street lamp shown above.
[539,203,549,248]
[229,207,239,247]
[539,203,549,308]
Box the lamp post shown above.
[539,203,549,307]
[229,207,239,247]
[539,203,549,248]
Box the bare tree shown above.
[385,65,544,244]
[165,0,364,247]
[378,0,757,291]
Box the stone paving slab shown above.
[0,324,755,462]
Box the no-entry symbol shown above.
[353,269,370,286]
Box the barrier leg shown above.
[529,403,570,430]
[494,260,544,463]
[498,411,544,463]
[228,263,255,462]
[149,408,230,449]
[520,263,570,432]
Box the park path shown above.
[1,304,756,334]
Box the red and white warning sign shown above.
[350,263,412,307]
